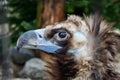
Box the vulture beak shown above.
[16,29,62,54]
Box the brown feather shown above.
[41,13,120,80]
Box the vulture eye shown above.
[58,32,67,38]
[55,30,70,41]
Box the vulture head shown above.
[16,14,120,80]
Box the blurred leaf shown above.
[21,20,36,30]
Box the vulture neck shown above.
[45,51,120,80]
[45,51,93,80]
[45,53,78,80]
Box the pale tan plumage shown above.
[17,13,120,80]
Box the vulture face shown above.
[16,14,120,80]
[17,15,89,60]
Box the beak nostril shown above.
[39,35,42,38]
[16,46,20,51]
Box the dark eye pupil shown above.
[58,32,67,38]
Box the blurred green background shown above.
[7,0,120,45]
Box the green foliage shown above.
[65,0,91,15]
[7,0,120,44]
[101,0,120,29]
[7,0,37,44]
[65,0,120,29]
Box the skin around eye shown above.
[56,32,70,41]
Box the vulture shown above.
[16,13,120,80]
